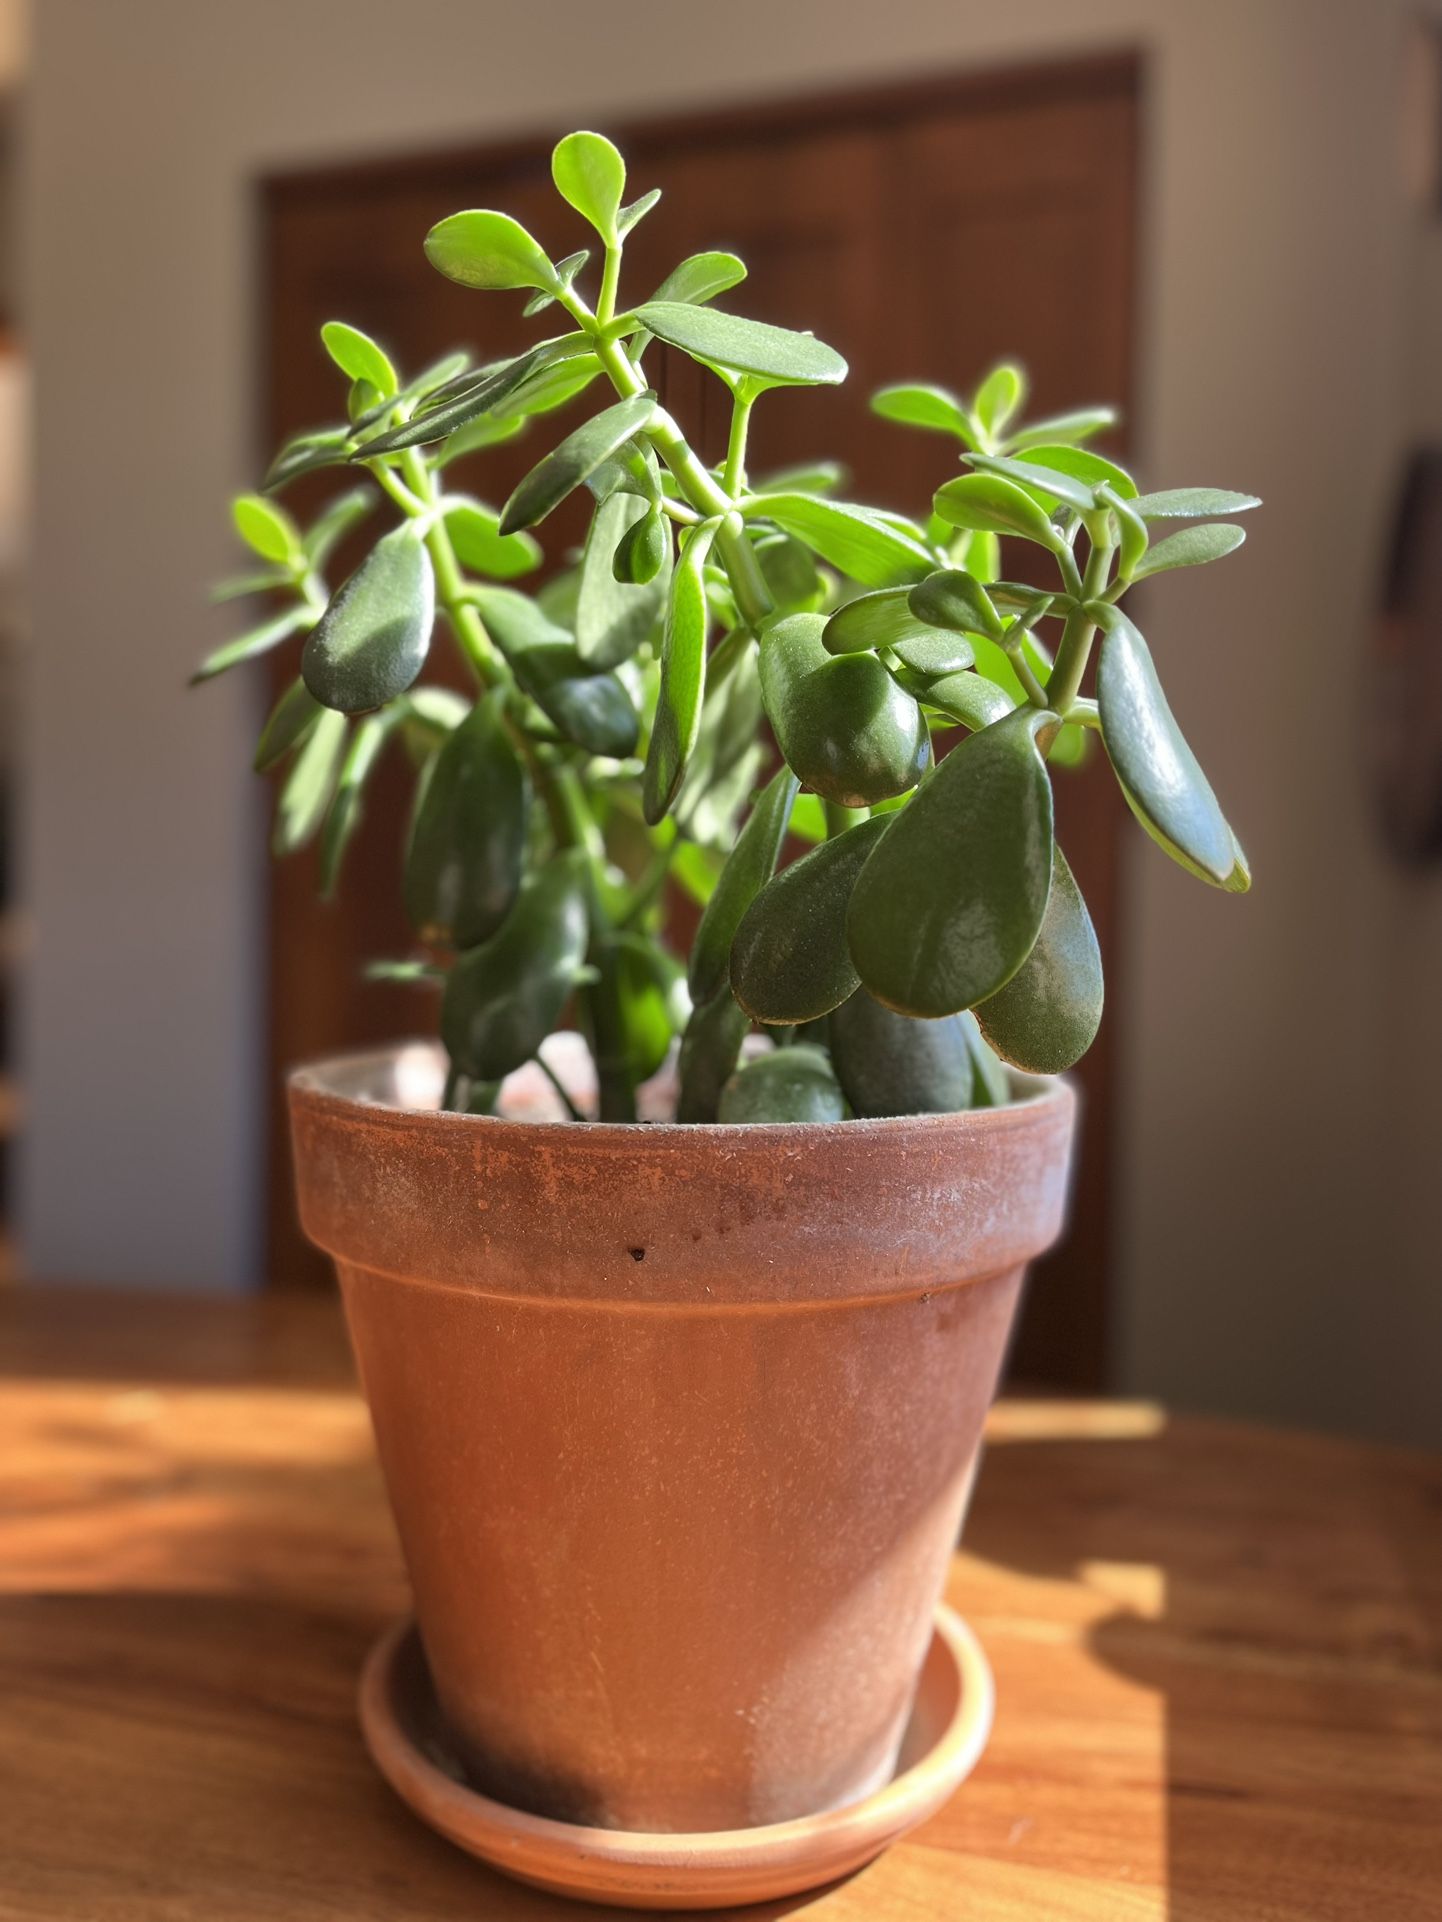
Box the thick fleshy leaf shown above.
[718,1044,846,1124]
[848,707,1054,1017]
[649,251,747,307]
[264,428,351,492]
[871,383,974,444]
[907,570,1005,641]
[357,335,590,455]
[974,363,1027,438]
[424,209,557,293]
[320,320,397,397]
[974,844,1103,1072]
[901,667,1014,731]
[440,856,590,1082]
[594,932,685,1087]
[1131,522,1246,578]
[1095,610,1238,885]
[445,501,541,580]
[612,505,668,587]
[514,642,639,757]
[233,494,299,564]
[499,393,656,534]
[630,302,846,386]
[551,130,625,239]
[302,524,434,713]
[747,494,933,589]
[1006,406,1117,450]
[933,473,1065,550]
[253,676,323,771]
[967,451,1101,515]
[754,532,821,611]
[688,765,798,1004]
[577,492,670,666]
[1011,443,1137,499]
[616,187,661,237]
[730,815,890,1024]
[405,692,528,948]
[754,459,846,497]
[676,987,751,1122]
[960,1009,1012,1106]
[830,992,975,1117]
[674,636,764,847]
[823,585,963,656]
[891,634,973,675]
[193,605,311,684]
[644,520,716,824]
[302,485,375,570]
[320,710,397,896]
[272,707,346,855]
[1130,487,1261,520]
[760,612,929,808]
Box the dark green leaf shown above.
[907,569,1005,641]
[320,320,397,397]
[760,612,929,808]
[596,932,683,1086]
[1096,610,1240,886]
[747,494,933,589]
[302,485,376,570]
[440,855,590,1081]
[358,335,591,455]
[405,691,528,948]
[823,583,971,656]
[445,500,541,579]
[649,251,747,307]
[193,605,311,684]
[577,493,669,666]
[253,676,323,771]
[630,301,846,386]
[1130,487,1261,520]
[499,393,656,534]
[272,707,346,855]
[611,504,668,587]
[902,668,1014,731]
[302,524,434,713]
[830,992,975,1116]
[676,987,751,1121]
[688,766,799,1004]
[233,494,300,565]
[468,585,640,757]
[644,519,716,824]
[1131,522,1246,578]
[960,1009,1012,1106]
[933,473,1066,550]
[264,429,351,492]
[848,707,1054,1017]
[731,815,890,1024]
[871,383,974,444]
[974,843,1102,1072]
[718,1044,846,1124]
[424,209,557,293]
[551,130,626,239]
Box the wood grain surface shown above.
[2,1287,1439,1920]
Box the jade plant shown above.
[200,130,1256,1125]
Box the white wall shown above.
[24,0,1442,1438]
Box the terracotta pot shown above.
[289,1043,1075,1835]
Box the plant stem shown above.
[1048,539,1113,717]
[723,387,755,496]
[535,1051,587,1123]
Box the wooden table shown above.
[3,1288,1440,1921]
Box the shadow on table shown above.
[962,1415,1442,1922]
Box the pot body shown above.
[290,1046,1075,1833]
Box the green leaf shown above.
[967,451,1102,515]
[730,815,890,1024]
[551,130,626,240]
[746,494,933,589]
[676,986,751,1121]
[192,605,311,684]
[649,251,747,307]
[616,187,661,237]
[405,691,528,948]
[302,523,434,713]
[210,569,289,603]
[644,519,716,824]
[253,676,323,771]
[903,667,1014,731]
[830,992,975,1117]
[933,473,1066,551]
[974,362,1027,438]
[674,636,764,846]
[974,843,1103,1072]
[891,634,973,675]
[1095,610,1239,886]
[823,584,965,656]
[1131,522,1246,578]
[1005,407,1118,451]
[357,335,591,455]
[760,612,929,809]
[1099,483,1149,580]
[424,209,557,293]
[597,932,685,1087]
[871,383,974,445]
[848,707,1054,1017]
[272,707,346,856]
[688,765,799,1005]
[468,585,640,757]
[445,500,541,580]
[264,428,351,493]
[1012,443,1137,499]
[718,1045,846,1124]
[499,393,656,534]
[233,493,300,565]
[907,569,1005,641]
[754,459,846,497]
[960,1009,1012,1107]
[612,504,669,587]
[320,320,397,398]
[630,301,846,387]
[440,856,590,1082]
[577,493,670,666]
[754,532,821,611]
[1130,487,1261,520]
[320,709,397,897]
[302,485,376,570]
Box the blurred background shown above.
[6,0,1442,1443]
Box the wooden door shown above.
[259,55,1140,1389]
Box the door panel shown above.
[260,57,1140,1390]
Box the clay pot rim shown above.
[290,1039,1072,1146]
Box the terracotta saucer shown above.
[358,1604,993,1910]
